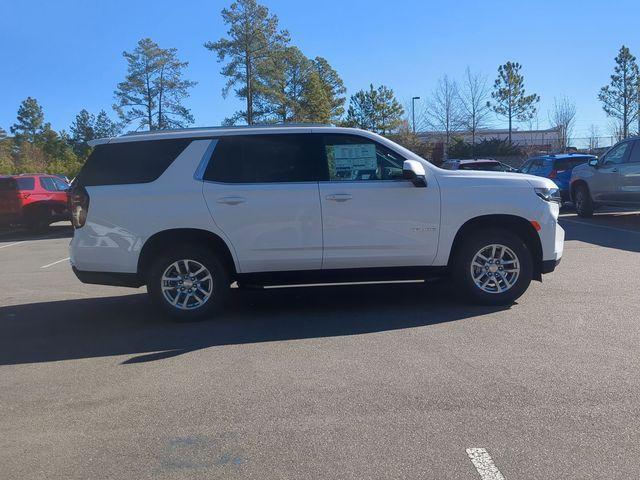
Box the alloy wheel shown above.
[470,244,521,294]
[161,259,213,310]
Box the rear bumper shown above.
[72,267,144,288]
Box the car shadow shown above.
[559,209,640,253]
[0,282,508,366]
[0,223,73,242]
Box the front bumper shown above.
[541,258,561,274]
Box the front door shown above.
[202,134,325,273]
[318,133,440,270]
[618,140,640,205]
[591,141,632,203]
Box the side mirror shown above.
[589,159,599,168]
[403,160,427,187]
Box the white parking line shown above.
[466,448,506,480]
[0,241,26,249]
[40,257,70,269]
[561,217,640,235]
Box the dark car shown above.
[441,159,517,172]
[519,153,596,202]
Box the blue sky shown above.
[2,0,639,140]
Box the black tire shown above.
[574,184,595,218]
[453,228,533,306]
[26,206,50,232]
[147,245,231,322]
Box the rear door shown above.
[14,177,36,207]
[318,133,440,269]
[618,140,640,205]
[202,133,325,273]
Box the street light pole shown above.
[411,96,421,134]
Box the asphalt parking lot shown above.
[1,210,640,480]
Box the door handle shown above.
[217,196,246,206]
[611,168,619,173]
[326,194,353,202]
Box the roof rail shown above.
[121,123,335,137]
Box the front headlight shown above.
[535,187,561,203]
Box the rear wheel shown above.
[574,184,595,218]
[147,245,231,322]
[25,206,51,232]
[453,229,533,306]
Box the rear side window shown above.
[16,177,35,190]
[0,178,17,191]
[76,139,192,186]
[203,134,324,183]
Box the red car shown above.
[0,174,71,230]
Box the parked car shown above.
[519,153,596,202]
[5,174,71,230]
[441,159,517,172]
[69,126,564,321]
[570,136,640,217]
[0,176,22,227]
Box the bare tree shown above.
[608,119,624,142]
[588,124,600,152]
[424,75,463,147]
[459,67,491,150]
[548,96,577,149]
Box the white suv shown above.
[69,126,564,321]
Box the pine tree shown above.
[489,61,539,143]
[599,45,639,139]
[205,0,289,125]
[299,70,331,123]
[345,84,405,135]
[70,109,96,156]
[114,38,197,131]
[94,110,120,138]
[312,57,346,123]
[10,97,46,144]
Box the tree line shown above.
[1,0,639,176]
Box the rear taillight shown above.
[548,169,557,179]
[69,185,89,228]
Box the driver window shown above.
[323,135,406,181]
[602,142,630,165]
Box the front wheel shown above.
[453,229,533,306]
[147,245,231,322]
[574,185,595,218]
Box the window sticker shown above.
[328,144,377,180]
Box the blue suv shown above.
[519,154,596,202]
